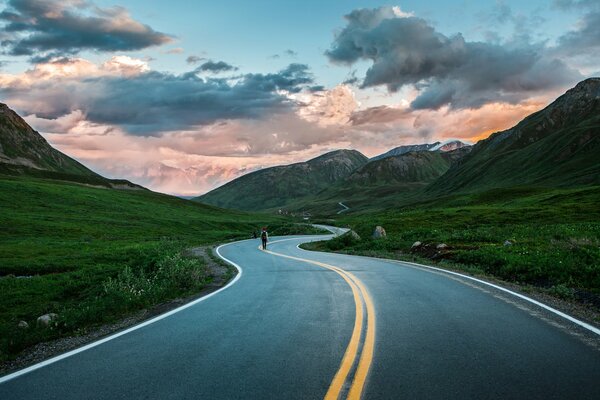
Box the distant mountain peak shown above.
[429,139,470,152]
[372,140,470,161]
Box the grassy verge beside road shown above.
[302,186,600,316]
[0,176,313,362]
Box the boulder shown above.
[436,243,448,250]
[18,320,29,329]
[348,230,361,241]
[411,241,422,249]
[372,226,387,239]
[36,313,58,327]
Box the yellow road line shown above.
[259,244,375,399]
[347,276,376,400]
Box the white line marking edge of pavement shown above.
[0,240,247,384]
[294,242,600,337]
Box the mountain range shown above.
[197,149,368,211]
[1,78,599,215]
[197,78,600,213]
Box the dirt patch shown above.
[0,246,236,376]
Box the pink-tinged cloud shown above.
[8,56,563,196]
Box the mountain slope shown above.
[0,103,97,175]
[196,149,368,211]
[0,103,141,189]
[284,148,471,214]
[346,150,460,185]
[429,78,600,194]
[372,140,469,161]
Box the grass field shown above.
[0,175,312,361]
[304,186,600,310]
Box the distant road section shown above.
[337,201,350,214]
[1,232,599,399]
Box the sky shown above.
[0,0,598,195]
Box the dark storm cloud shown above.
[196,60,238,73]
[0,62,314,135]
[326,7,580,110]
[0,0,172,59]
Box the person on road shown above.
[261,227,268,250]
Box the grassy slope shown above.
[285,151,456,215]
[305,186,600,305]
[429,92,600,195]
[197,150,368,211]
[0,175,291,360]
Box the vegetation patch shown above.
[0,175,300,361]
[303,186,600,310]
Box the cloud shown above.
[326,6,580,110]
[196,60,238,73]
[0,58,314,135]
[186,55,204,64]
[555,11,600,56]
[0,0,172,59]
[350,105,411,126]
[164,47,184,54]
[270,49,297,59]
[291,85,358,126]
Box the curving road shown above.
[1,231,599,399]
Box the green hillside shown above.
[285,148,470,214]
[0,175,289,361]
[305,185,600,309]
[196,149,368,211]
[429,78,600,194]
[302,80,600,309]
[347,151,454,185]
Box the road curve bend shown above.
[1,232,599,399]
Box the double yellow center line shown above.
[261,242,375,400]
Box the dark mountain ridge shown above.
[0,103,142,189]
[429,78,600,194]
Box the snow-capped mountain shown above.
[372,140,470,161]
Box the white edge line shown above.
[0,240,247,384]
[295,242,600,337]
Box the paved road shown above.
[1,232,599,399]
[337,202,350,214]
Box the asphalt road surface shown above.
[1,231,599,399]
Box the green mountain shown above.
[286,148,470,214]
[0,103,140,189]
[347,149,466,185]
[429,78,600,194]
[196,149,369,211]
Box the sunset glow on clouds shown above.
[1,0,599,195]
